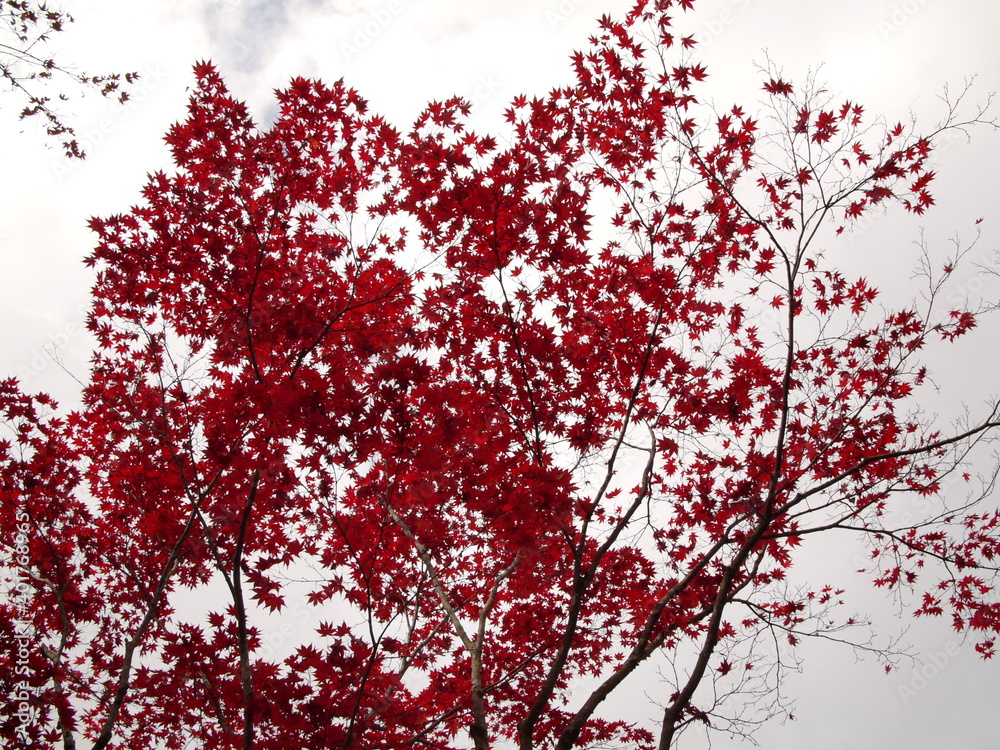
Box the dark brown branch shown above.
[90,497,206,750]
[231,469,261,750]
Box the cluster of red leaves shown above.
[0,1,138,158]
[2,1,998,748]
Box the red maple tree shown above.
[2,1,999,748]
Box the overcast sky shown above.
[2,1,999,748]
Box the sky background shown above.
[2,0,999,747]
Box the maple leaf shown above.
[763,78,793,97]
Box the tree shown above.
[0,0,136,158]
[2,0,999,747]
